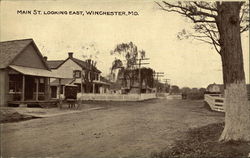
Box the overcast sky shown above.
[1,0,249,88]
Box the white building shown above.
[46,52,109,99]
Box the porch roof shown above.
[9,65,65,78]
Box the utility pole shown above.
[163,78,171,93]
[153,72,164,93]
[139,58,150,94]
[134,58,150,94]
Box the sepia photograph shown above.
[0,0,249,157]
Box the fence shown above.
[204,94,224,112]
[77,93,157,101]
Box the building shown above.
[0,39,61,106]
[46,52,109,99]
[206,83,224,93]
[110,67,154,94]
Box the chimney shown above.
[68,52,73,58]
[43,56,47,61]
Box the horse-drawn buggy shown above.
[64,84,79,109]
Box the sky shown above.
[0,0,249,88]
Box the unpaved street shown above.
[1,99,224,158]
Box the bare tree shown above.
[156,1,250,142]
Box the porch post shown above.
[21,75,25,101]
[48,78,51,99]
[93,83,95,94]
[57,78,62,108]
[81,70,83,94]
[58,78,61,101]
[44,78,50,100]
[36,78,39,101]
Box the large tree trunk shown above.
[216,2,250,141]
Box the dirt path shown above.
[1,99,224,158]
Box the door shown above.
[51,86,57,98]
[25,76,34,100]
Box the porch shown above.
[7,65,62,107]
[8,100,59,107]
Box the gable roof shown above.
[47,56,101,73]
[0,39,33,69]
[71,58,101,73]
[46,60,64,69]
[0,38,50,70]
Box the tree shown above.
[110,42,146,89]
[170,85,180,94]
[80,43,100,93]
[110,42,145,69]
[82,59,99,93]
[199,88,206,94]
[156,1,250,141]
[181,87,191,93]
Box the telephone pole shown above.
[163,78,171,93]
[133,58,150,94]
[153,72,164,93]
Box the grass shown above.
[151,123,250,158]
[0,108,39,123]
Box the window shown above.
[9,74,22,93]
[73,70,81,78]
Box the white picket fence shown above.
[204,94,225,112]
[77,93,157,101]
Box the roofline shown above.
[30,40,51,70]
[0,38,33,43]
[6,39,51,71]
[56,57,101,73]
[55,57,71,69]
[46,60,65,69]
[46,60,65,62]
[50,57,84,70]
[7,39,34,68]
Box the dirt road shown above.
[1,99,224,158]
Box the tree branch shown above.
[193,2,218,12]
[156,1,216,23]
[239,9,245,23]
[240,25,249,33]
[162,1,217,18]
[193,37,213,44]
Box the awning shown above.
[9,65,65,78]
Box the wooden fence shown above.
[77,93,157,101]
[204,94,224,112]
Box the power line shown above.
[153,72,164,93]
[131,58,150,94]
